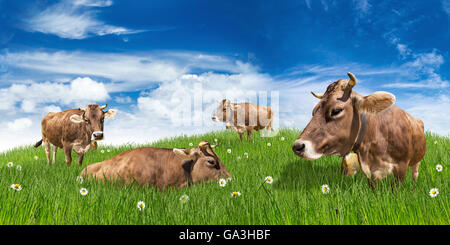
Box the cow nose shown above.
[292,141,306,155]
[93,132,104,140]
[212,116,217,121]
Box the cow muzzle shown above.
[292,140,323,160]
[91,131,104,141]
[211,116,219,122]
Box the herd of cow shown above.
[33,73,426,190]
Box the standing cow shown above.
[80,141,231,189]
[34,104,117,166]
[212,99,273,140]
[292,73,426,190]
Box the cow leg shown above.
[410,162,420,193]
[246,128,253,140]
[239,133,243,141]
[63,146,73,165]
[77,154,85,167]
[52,145,58,165]
[43,140,51,165]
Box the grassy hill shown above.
[0,128,448,225]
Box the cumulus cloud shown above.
[8,118,33,131]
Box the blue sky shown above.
[0,0,449,151]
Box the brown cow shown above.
[34,104,117,166]
[292,73,426,190]
[212,99,273,140]
[80,141,232,189]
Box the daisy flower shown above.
[433,141,438,145]
[80,188,88,196]
[219,178,227,187]
[280,137,285,141]
[267,143,271,147]
[34,156,39,160]
[231,191,241,198]
[227,149,231,154]
[189,142,193,147]
[265,176,274,184]
[7,162,13,168]
[429,188,439,197]
[76,176,83,184]
[16,165,22,171]
[236,156,241,161]
[214,138,218,143]
[436,164,443,172]
[179,194,189,204]
[107,149,111,153]
[100,150,105,154]
[243,152,248,158]
[137,201,146,211]
[10,184,22,191]
[321,184,330,194]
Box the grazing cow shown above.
[292,73,426,190]
[212,99,273,140]
[80,141,232,189]
[34,104,117,166]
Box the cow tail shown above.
[34,139,43,148]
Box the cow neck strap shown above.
[182,160,193,187]
[352,113,367,152]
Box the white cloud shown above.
[26,0,143,39]
[353,0,371,17]
[8,118,33,131]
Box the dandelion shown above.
[179,194,189,204]
[16,165,22,171]
[436,164,443,172]
[189,142,193,147]
[429,188,439,197]
[321,184,330,194]
[227,149,231,154]
[10,184,22,191]
[34,156,39,160]
[243,152,248,158]
[219,178,227,187]
[80,188,88,196]
[265,176,273,184]
[76,176,83,184]
[7,162,13,168]
[267,143,271,147]
[100,150,105,154]
[231,191,241,198]
[137,201,146,211]
[280,137,285,141]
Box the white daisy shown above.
[100,150,105,154]
[243,152,248,158]
[189,142,193,147]
[267,143,271,147]
[219,178,227,187]
[34,156,39,160]
[76,176,83,184]
[436,164,443,172]
[227,149,231,154]
[16,165,22,171]
[179,194,189,204]
[236,156,241,161]
[214,138,218,143]
[280,137,285,141]
[265,176,274,184]
[433,140,438,145]
[231,191,241,198]
[7,162,13,168]
[429,188,439,197]
[321,184,330,194]
[80,188,88,196]
[10,184,22,191]
[107,149,111,153]
[137,201,146,211]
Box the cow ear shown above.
[355,91,395,114]
[173,148,196,161]
[70,114,84,124]
[104,109,117,119]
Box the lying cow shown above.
[212,99,273,140]
[292,73,426,190]
[34,104,117,166]
[80,141,231,189]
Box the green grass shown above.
[0,128,448,225]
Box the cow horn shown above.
[198,141,209,147]
[311,91,324,99]
[346,72,357,90]
[100,104,108,110]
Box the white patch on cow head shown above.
[70,114,84,124]
[294,139,323,160]
[104,109,117,119]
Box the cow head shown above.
[69,104,117,141]
[292,72,395,160]
[212,99,234,124]
[173,141,232,185]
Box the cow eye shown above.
[207,160,215,165]
[222,108,226,112]
[331,108,343,116]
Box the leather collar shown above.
[352,113,367,152]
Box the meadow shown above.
[0,128,448,225]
